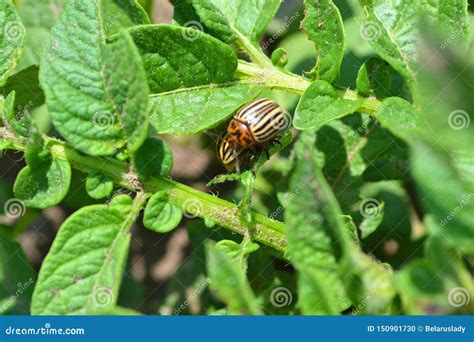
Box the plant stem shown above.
[236,60,382,115]
[1,132,287,253]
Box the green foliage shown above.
[143,191,182,233]
[40,0,149,156]
[31,195,144,314]
[128,24,237,93]
[294,80,362,130]
[206,239,261,314]
[14,154,71,209]
[148,84,262,135]
[0,0,472,317]
[192,0,280,46]
[85,172,114,199]
[285,132,350,314]
[134,137,173,180]
[302,0,345,82]
[0,0,25,86]
[356,57,391,98]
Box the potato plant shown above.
[0,0,473,315]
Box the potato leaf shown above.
[13,153,71,209]
[148,84,262,135]
[294,80,362,130]
[192,0,280,46]
[205,240,262,315]
[101,0,149,37]
[0,0,25,86]
[40,0,149,156]
[356,57,391,98]
[411,142,474,256]
[31,195,143,314]
[302,0,345,83]
[128,24,237,93]
[285,132,350,314]
[143,191,182,233]
[85,172,114,200]
[375,97,428,143]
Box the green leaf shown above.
[315,114,408,211]
[0,0,25,86]
[205,240,261,315]
[1,65,44,112]
[31,195,144,314]
[101,0,150,37]
[356,57,391,98]
[192,0,280,45]
[215,238,259,274]
[2,91,34,138]
[359,200,384,239]
[13,153,71,209]
[411,142,474,256]
[191,0,237,43]
[359,1,422,96]
[427,0,471,52]
[128,24,237,94]
[143,191,182,233]
[342,251,394,314]
[294,80,362,130]
[40,1,149,156]
[270,47,288,68]
[302,0,345,83]
[16,0,66,70]
[148,84,262,135]
[359,1,470,103]
[85,172,114,199]
[394,216,474,314]
[0,231,36,314]
[285,132,350,314]
[290,131,395,314]
[133,137,173,181]
[375,97,427,143]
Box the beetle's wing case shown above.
[235,98,285,143]
[234,98,274,125]
[217,135,250,172]
[250,103,285,143]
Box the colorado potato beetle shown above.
[217,134,252,172]
[226,98,289,150]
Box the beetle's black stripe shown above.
[252,105,282,131]
[236,98,269,116]
[219,138,246,165]
[236,99,275,123]
[252,108,284,141]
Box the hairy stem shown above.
[236,60,382,115]
[2,133,287,253]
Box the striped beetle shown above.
[217,134,253,172]
[226,98,290,150]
